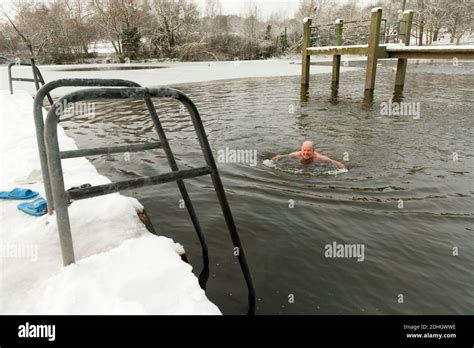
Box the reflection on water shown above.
[362,89,375,109]
[392,85,405,103]
[300,84,309,103]
[330,81,339,105]
[61,60,474,315]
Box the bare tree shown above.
[205,0,222,20]
[296,0,338,24]
[296,0,318,20]
[148,0,200,58]
[447,0,473,44]
[414,0,426,45]
[202,0,222,36]
[0,1,53,58]
[3,0,472,63]
[91,0,144,57]
[64,0,97,54]
[243,2,260,59]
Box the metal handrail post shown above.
[171,89,256,315]
[30,58,41,92]
[143,93,210,271]
[8,62,14,94]
[7,60,53,104]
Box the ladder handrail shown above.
[41,85,256,315]
[8,59,53,105]
[33,79,141,215]
[34,79,211,308]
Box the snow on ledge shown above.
[12,235,220,314]
[0,90,220,314]
[385,44,474,52]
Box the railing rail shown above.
[309,18,392,46]
[8,58,53,106]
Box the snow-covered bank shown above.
[0,90,220,314]
[0,59,359,96]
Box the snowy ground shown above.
[0,59,360,97]
[0,90,221,314]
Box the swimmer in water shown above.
[272,141,347,169]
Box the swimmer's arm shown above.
[272,152,300,161]
[317,154,347,169]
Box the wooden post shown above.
[301,17,312,86]
[331,19,343,87]
[394,10,414,92]
[364,8,383,93]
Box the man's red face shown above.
[301,143,314,160]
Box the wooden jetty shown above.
[301,8,474,99]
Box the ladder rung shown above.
[60,142,162,159]
[67,166,213,201]
[12,77,36,82]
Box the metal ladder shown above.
[34,80,256,314]
[8,58,53,106]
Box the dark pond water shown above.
[60,60,474,315]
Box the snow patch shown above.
[12,236,220,315]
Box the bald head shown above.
[300,141,314,160]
